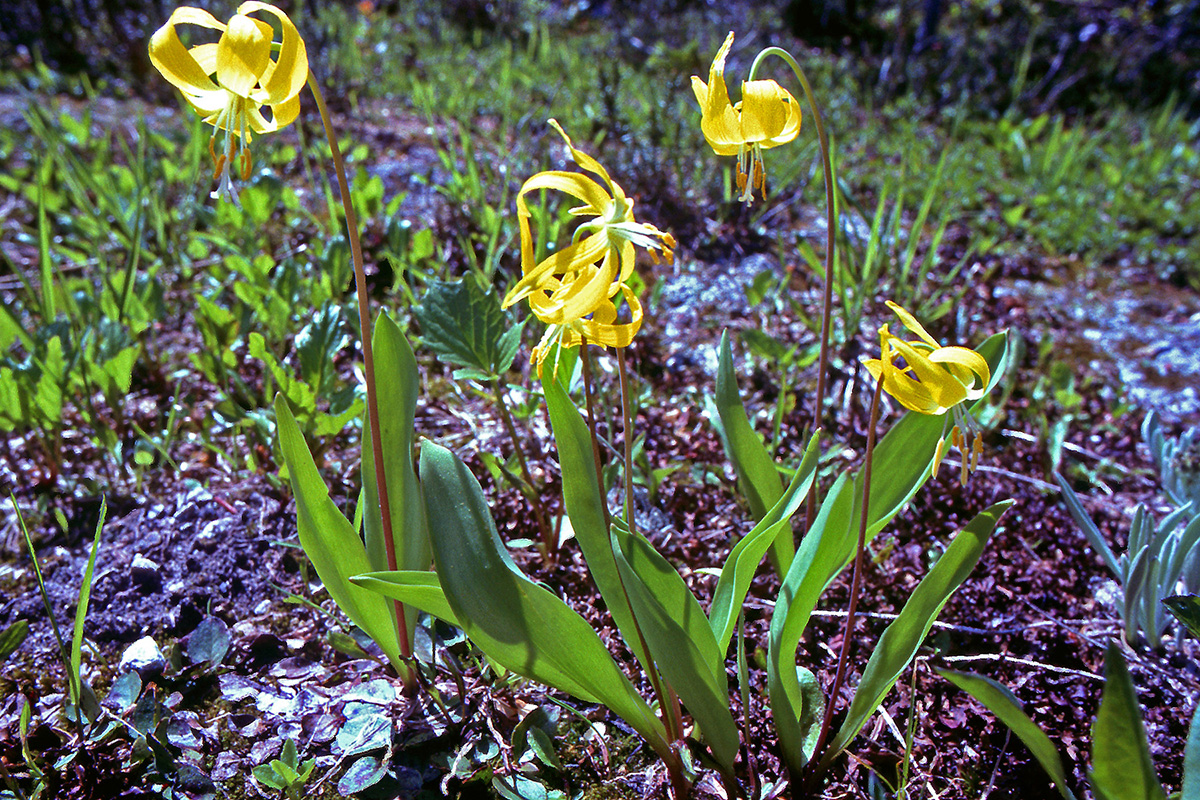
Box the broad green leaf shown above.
[1183,700,1200,800]
[769,472,857,773]
[1090,644,1166,800]
[542,371,655,680]
[418,442,670,761]
[611,522,739,771]
[360,313,430,648]
[936,669,1077,800]
[415,278,524,380]
[186,617,231,667]
[769,331,1010,776]
[795,666,825,759]
[825,500,1011,761]
[709,432,820,653]
[351,571,458,626]
[711,331,791,572]
[274,395,402,669]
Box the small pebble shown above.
[119,636,166,677]
[130,555,162,592]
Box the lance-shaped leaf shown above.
[1090,644,1167,800]
[708,432,820,654]
[824,500,1012,761]
[611,521,739,771]
[769,473,857,773]
[769,331,1010,775]
[415,278,524,381]
[936,668,1078,800]
[543,370,655,680]
[360,313,431,646]
[351,571,458,626]
[417,441,671,761]
[709,330,791,572]
[275,395,403,669]
[1184,700,1200,800]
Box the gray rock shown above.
[130,555,162,592]
[120,636,166,677]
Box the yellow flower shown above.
[863,301,991,484]
[502,120,675,376]
[691,32,801,204]
[149,2,308,203]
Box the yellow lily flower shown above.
[691,32,802,204]
[502,120,675,375]
[149,2,308,203]
[863,301,991,484]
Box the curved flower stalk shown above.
[501,120,675,375]
[691,31,801,204]
[863,300,991,484]
[149,2,308,203]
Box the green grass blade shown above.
[418,441,670,760]
[937,668,1078,800]
[825,500,1012,761]
[1090,644,1167,800]
[69,497,106,707]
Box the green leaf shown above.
[418,441,670,761]
[1090,644,1166,800]
[274,394,402,669]
[542,371,655,680]
[1183,700,1200,800]
[1165,595,1200,641]
[709,432,820,654]
[768,331,1011,777]
[611,521,739,771]
[360,313,431,649]
[769,473,857,774]
[253,764,287,790]
[351,571,459,626]
[1054,473,1122,578]
[415,278,524,379]
[825,500,1012,761]
[711,331,791,572]
[0,619,29,663]
[186,617,231,667]
[937,669,1077,800]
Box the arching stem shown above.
[749,47,838,536]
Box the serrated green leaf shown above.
[415,278,524,378]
